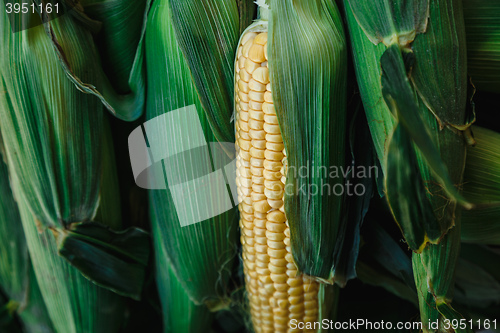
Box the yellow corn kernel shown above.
[235,30,320,333]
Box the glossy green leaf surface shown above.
[347,0,428,46]
[146,0,239,307]
[269,0,347,281]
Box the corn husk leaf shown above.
[332,106,375,287]
[16,191,126,333]
[145,0,239,307]
[10,115,127,333]
[413,226,474,333]
[345,1,470,330]
[386,123,441,250]
[80,0,148,94]
[0,8,149,297]
[463,0,500,94]
[347,0,428,46]
[461,126,500,244]
[34,0,147,122]
[0,149,54,333]
[345,0,470,250]
[166,0,255,143]
[268,0,347,281]
[157,261,213,333]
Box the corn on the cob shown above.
[235,0,346,329]
[235,30,321,332]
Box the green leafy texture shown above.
[318,285,339,333]
[236,0,257,35]
[167,0,250,143]
[463,0,500,94]
[268,0,347,281]
[358,220,500,326]
[10,113,126,333]
[17,267,55,333]
[0,149,54,333]
[54,118,150,300]
[346,0,429,46]
[80,0,148,94]
[356,218,418,305]
[0,11,103,231]
[386,124,441,250]
[37,0,146,121]
[0,148,29,314]
[343,4,395,178]
[57,222,150,300]
[363,222,416,293]
[16,191,126,333]
[412,225,471,333]
[380,43,469,211]
[0,8,149,296]
[146,0,239,306]
[455,244,500,308]
[157,262,213,333]
[346,3,470,327]
[454,258,500,310]
[411,0,468,130]
[346,0,470,252]
[461,126,500,244]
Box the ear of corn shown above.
[345,0,472,330]
[235,1,345,330]
[145,0,244,316]
[463,0,500,94]
[0,5,150,299]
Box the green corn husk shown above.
[345,0,470,249]
[463,0,500,94]
[0,147,54,333]
[157,261,213,333]
[165,0,254,144]
[0,6,149,299]
[461,126,500,245]
[32,0,147,122]
[267,0,347,282]
[79,0,148,94]
[11,117,129,333]
[345,0,471,330]
[145,0,246,314]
